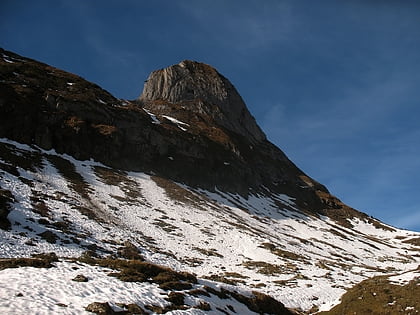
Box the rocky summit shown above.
[139,60,266,143]
[1,48,420,315]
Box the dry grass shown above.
[91,123,117,136]
[0,253,58,270]
[319,275,420,315]
[229,290,293,315]
[151,176,209,210]
[93,167,151,205]
[242,261,284,275]
[152,219,181,234]
[116,242,144,260]
[65,116,84,130]
[46,155,91,197]
[203,274,246,286]
[192,247,223,258]
[46,155,104,222]
[224,271,249,279]
[328,228,350,240]
[78,255,197,290]
[260,242,307,261]
[403,237,420,246]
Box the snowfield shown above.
[1,138,420,314]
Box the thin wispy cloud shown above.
[176,1,295,53]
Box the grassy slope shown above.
[320,272,420,315]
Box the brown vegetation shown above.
[78,255,197,290]
[0,253,58,270]
[320,276,420,315]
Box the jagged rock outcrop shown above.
[139,60,266,143]
[0,47,368,220]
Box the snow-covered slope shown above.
[1,138,419,314]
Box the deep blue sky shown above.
[2,0,420,231]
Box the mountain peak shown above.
[138,61,266,142]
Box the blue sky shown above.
[2,0,420,231]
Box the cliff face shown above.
[139,60,266,143]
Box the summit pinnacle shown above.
[138,60,266,143]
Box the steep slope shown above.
[1,138,419,313]
[1,48,420,314]
[1,47,363,218]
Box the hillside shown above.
[1,48,419,314]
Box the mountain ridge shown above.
[0,47,346,216]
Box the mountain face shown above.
[1,48,420,315]
[0,48,364,219]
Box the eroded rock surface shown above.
[139,60,266,143]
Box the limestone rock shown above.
[85,302,116,314]
[72,274,89,282]
[139,60,266,143]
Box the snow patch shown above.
[143,109,160,124]
[162,115,189,131]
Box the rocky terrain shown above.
[1,48,420,314]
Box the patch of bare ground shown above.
[116,241,144,260]
[45,155,105,222]
[77,254,197,290]
[200,227,217,237]
[319,275,420,315]
[363,234,398,249]
[403,237,420,247]
[76,252,294,314]
[37,230,59,243]
[324,223,358,238]
[0,142,43,172]
[0,252,58,270]
[93,166,147,203]
[151,176,208,209]
[85,301,148,314]
[224,271,249,279]
[309,237,343,252]
[366,217,396,232]
[229,290,294,315]
[328,228,350,240]
[192,247,223,258]
[30,193,51,217]
[191,285,294,315]
[152,218,182,235]
[260,242,308,261]
[378,255,413,264]
[205,271,252,286]
[242,261,285,275]
[316,259,352,272]
[220,218,263,236]
[203,274,246,286]
[178,256,204,267]
[46,155,91,198]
